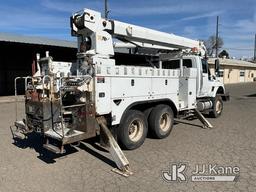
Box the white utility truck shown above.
[11,9,229,176]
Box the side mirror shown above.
[215,59,220,77]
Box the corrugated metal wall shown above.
[0,42,76,96]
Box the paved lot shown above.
[0,83,256,192]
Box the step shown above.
[43,144,65,154]
[14,121,26,130]
[13,131,26,140]
[44,128,88,145]
[63,111,72,115]
[45,128,85,140]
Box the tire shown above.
[118,110,148,150]
[148,105,174,139]
[209,95,223,118]
[143,107,153,121]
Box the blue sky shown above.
[0,0,255,58]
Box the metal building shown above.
[0,33,77,96]
[208,58,256,84]
[0,33,255,96]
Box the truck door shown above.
[199,59,210,96]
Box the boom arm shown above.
[110,20,199,49]
[71,9,204,56]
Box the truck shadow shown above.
[245,93,256,97]
[12,133,78,164]
[12,134,116,168]
[79,141,116,168]
[174,116,209,128]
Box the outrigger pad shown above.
[14,121,26,130]
[112,167,133,177]
[10,120,29,140]
[43,143,66,154]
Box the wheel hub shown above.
[128,119,143,142]
[216,100,222,114]
[159,113,171,131]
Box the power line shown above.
[215,16,219,57]
[223,47,254,51]
[254,34,256,61]
[104,0,109,19]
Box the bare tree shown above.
[204,35,224,56]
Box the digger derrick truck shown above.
[11,9,229,176]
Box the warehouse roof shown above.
[0,33,77,48]
[208,58,256,68]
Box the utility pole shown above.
[254,34,256,61]
[215,16,219,58]
[104,0,109,19]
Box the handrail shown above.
[59,76,66,138]
[14,74,92,138]
[24,76,32,91]
[14,76,32,121]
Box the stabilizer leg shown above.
[193,109,213,129]
[97,117,133,177]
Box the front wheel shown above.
[118,110,148,150]
[209,95,223,118]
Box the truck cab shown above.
[161,55,229,117]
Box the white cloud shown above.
[39,0,224,17]
[41,0,103,13]
[218,12,256,57]
[182,26,197,37]
[180,11,223,21]
[0,0,255,58]
[154,11,221,32]
[234,15,256,33]
[111,5,186,16]
[0,6,67,30]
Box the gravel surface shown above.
[0,82,255,192]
